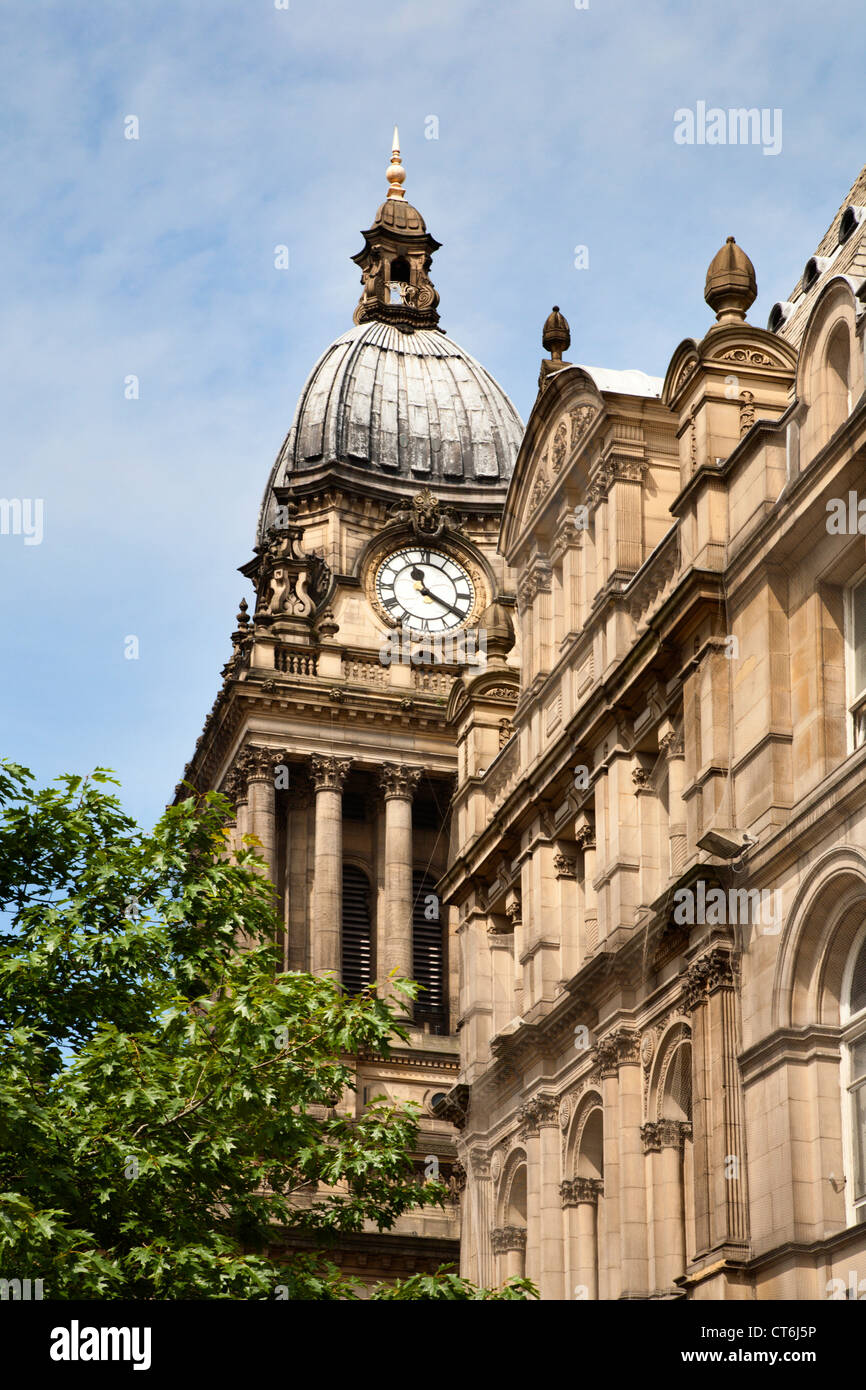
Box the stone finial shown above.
[386,125,406,200]
[542,305,571,360]
[704,236,757,324]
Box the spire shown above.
[386,126,406,200]
[351,126,442,331]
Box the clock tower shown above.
[178,132,523,1287]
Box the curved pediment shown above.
[663,327,796,409]
[500,367,604,561]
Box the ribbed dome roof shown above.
[258,320,523,538]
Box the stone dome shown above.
[257,320,523,538]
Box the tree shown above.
[0,761,535,1301]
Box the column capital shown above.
[310,755,352,793]
[519,1094,559,1133]
[682,944,738,1011]
[553,851,577,880]
[238,744,287,784]
[657,1118,692,1151]
[561,1176,604,1208]
[378,763,422,801]
[490,1225,527,1255]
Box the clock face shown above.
[375,547,475,632]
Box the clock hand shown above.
[418,586,465,620]
[408,565,465,620]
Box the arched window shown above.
[341,865,373,995]
[826,325,851,435]
[842,930,866,1223]
[412,869,446,1031]
[389,255,411,304]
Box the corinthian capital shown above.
[378,763,422,801]
[238,745,286,784]
[310,755,352,793]
[490,1225,527,1255]
[561,1177,604,1207]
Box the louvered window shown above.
[412,870,446,1031]
[342,865,372,995]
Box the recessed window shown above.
[342,865,373,995]
[846,573,866,749]
[843,932,866,1222]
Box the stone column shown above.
[562,1177,603,1300]
[491,1225,526,1283]
[597,1038,621,1299]
[243,746,279,886]
[310,755,351,978]
[684,945,747,1259]
[525,1096,564,1299]
[576,820,597,955]
[657,1120,691,1290]
[378,764,421,1014]
[660,726,687,877]
[612,1027,648,1297]
[520,1105,542,1290]
[467,1150,494,1288]
[554,850,579,980]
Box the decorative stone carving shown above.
[558,1096,571,1131]
[640,1031,655,1067]
[659,729,684,759]
[378,763,422,801]
[239,745,286,784]
[499,717,515,749]
[561,1177,603,1207]
[610,1026,641,1066]
[490,1150,503,1182]
[550,420,568,474]
[388,487,460,540]
[570,403,597,447]
[309,755,352,793]
[738,389,756,436]
[553,852,577,879]
[657,1119,692,1151]
[504,891,522,932]
[254,497,330,624]
[491,1225,527,1255]
[632,768,650,790]
[683,945,738,1011]
[527,469,550,517]
[574,823,596,852]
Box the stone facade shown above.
[182,146,866,1299]
[441,165,866,1299]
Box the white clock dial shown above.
[375,547,476,632]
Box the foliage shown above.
[0,761,534,1301]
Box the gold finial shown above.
[386,125,406,200]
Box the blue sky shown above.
[0,0,862,828]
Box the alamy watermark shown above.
[673,881,782,935]
[0,498,43,545]
[674,103,782,157]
